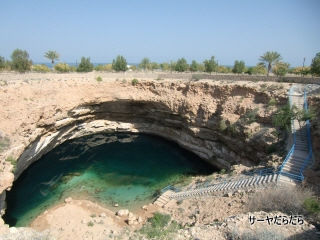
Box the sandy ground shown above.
[30,198,159,240]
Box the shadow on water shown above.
[4,133,217,227]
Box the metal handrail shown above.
[279,86,296,174]
[299,89,314,177]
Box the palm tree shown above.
[44,50,60,64]
[259,51,282,76]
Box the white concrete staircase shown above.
[168,173,278,200]
[278,85,311,184]
[154,84,315,202]
[153,190,174,207]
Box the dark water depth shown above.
[4,133,215,227]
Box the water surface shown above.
[4,133,215,226]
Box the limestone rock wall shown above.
[0,77,290,219]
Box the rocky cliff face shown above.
[0,76,290,220]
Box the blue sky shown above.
[0,0,319,66]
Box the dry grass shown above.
[247,186,313,214]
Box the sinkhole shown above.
[4,133,216,227]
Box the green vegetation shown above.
[44,50,59,64]
[175,58,189,72]
[232,60,246,74]
[139,212,181,240]
[190,60,199,72]
[219,119,228,131]
[96,76,102,82]
[246,63,267,75]
[11,49,32,72]
[139,57,151,70]
[290,66,311,76]
[32,64,51,73]
[0,56,5,70]
[203,56,218,73]
[87,221,94,227]
[303,198,320,214]
[242,108,259,124]
[272,62,290,76]
[311,52,320,76]
[272,104,296,131]
[94,64,112,71]
[217,65,232,73]
[268,98,277,107]
[295,107,316,127]
[77,57,93,72]
[259,51,282,76]
[112,55,127,71]
[54,63,73,72]
[131,78,139,86]
[160,62,170,71]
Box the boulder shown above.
[116,209,129,217]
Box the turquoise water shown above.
[4,133,215,227]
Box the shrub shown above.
[32,64,51,73]
[290,66,311,76]
[131,78,139,86]
[232,60,246,74]
[303,198,320,214]
[94,64,112,71]
[311,52,320,76]
[190,60,199,72]
[242,108,259,124]
[0,56,5,70]
[247,63,267,75]
[87,221,94,227]
[112,55,127,71]
[272,62,290,77]
[268,98,277,107]
[160,62,170,71]
[139,58,151,70]
[139,213,180,239]
[77,57,93,72]
[175,58,189,72]
[96,76,102,82]
[247,186,313,214]
[203,56,218,73]
[54,63,72,73]
[11,49,32,72]
[219,119,228,131]
[217,65,232,73]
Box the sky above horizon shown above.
[0,0,319,66]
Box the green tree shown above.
[169,61,176,72]
[203,56,218,74]
[11,49,32,72]
[259,51,282,76]
[0,56,5,70]
[190,60,199,72]
[160,62,170,71]
[112,55,127,71]
[175,58,189,72]
[232,60,246,73]
[151,62,159,70]
[272,62,290,77]
[77,57,93,72]
[139,58,151,70]
[310,52,320,76]
[44,50,59,64]
[272,104,296,139]
[246,63,267,75]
